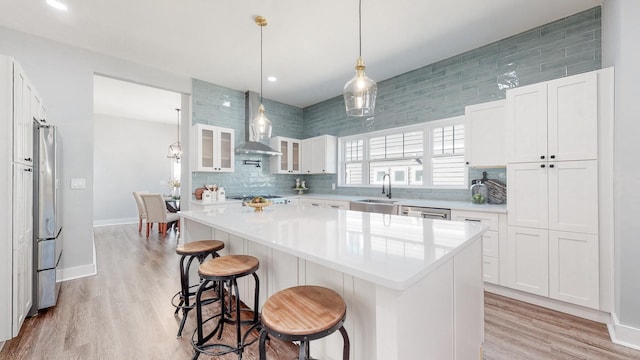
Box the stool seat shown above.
[261,285,346,336]
[176,240,225,256]
[199,255,259,278]
[259,285,349,360]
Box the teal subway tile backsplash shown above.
[192,7,601,201]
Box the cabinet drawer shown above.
[483,256,499,284]
[482,230,499,258]
[325,200,349,210]
[452,210,500,231]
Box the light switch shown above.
[71,178,86,189]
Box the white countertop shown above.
[296,194,507,213]
[191,199,242,205]
[181,204,487,291]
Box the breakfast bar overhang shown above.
[180,204,488,359]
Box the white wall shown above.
[93,114,176,226]
[602,0,640,347]
[0,26,191,273]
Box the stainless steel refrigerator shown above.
[29,124,62,316]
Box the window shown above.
[339,116,466,189]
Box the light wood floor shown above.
[1,223,639,359]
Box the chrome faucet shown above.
[382,173,392,199]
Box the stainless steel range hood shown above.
[235,91,282,156]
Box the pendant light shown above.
[250,16,272,140]
[343,0,377,117]
[167,108,182,162]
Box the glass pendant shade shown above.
[250,103,272,140]
[167,142,182,162]
[167,108,182,162]
[344,56,377,117]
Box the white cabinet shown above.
[1,56,36,342]
[301,135,337,174]
[452,210,507,285]
[299,197,349,209]
[270,136,301,174]
[506,71,598,163]
[507,226,549,296]
[464,100,506,168]
[12,163,33,335]
[504,70,603,310]
[12,62,38,166]
[549,230,599,308]
[191,123,234,172]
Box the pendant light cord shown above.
[260,24,264,104]
[359,0,362,57]
[176,108,180,143]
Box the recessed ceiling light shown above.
[46,0,68,11]
[267,76,277,82]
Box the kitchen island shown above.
[180,203,487,359]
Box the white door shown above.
[507,226,549,296]
[548,160,598,234]
[547,72,598,161]
[216,127,234,172]
[507,163,548,229]
[12,164,33,336]
[549,230,599,309]
[506,82,548,163]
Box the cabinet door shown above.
[507,163,548,229]
[291,140,301,173]
[548,160,598,234]
[549,230,599,309]
[507,226,549,296]
[279,139,289,172]
[506,82,548,163]
[12,64,35,166]
[12,164,33,336]
[217,128,234,172]
[464,100,506,167]
[196,125,215,171]
[547,72,598,161]
[301,139,312,174]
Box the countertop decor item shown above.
[245,200,272,212]
[293,178,308,194]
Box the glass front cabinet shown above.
[191,123,235,172]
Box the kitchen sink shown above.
[350,199,399,214]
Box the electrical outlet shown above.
[332,183,336,190]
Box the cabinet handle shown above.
[24,168,32,172]
[465,161,469,165]
[540,155,545,159]
[25,157,32,162]
[550,155,555,159]
[549,164,555,168]
[540,164,546,168]
[464,218,481,222]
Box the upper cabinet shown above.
[506,71,598,163]
[191,123,235,172]
[301,135,337,174]
[12,61,40,166]
[464,100,506,168]
[270,136,301,174]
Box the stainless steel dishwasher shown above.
[399,205,451,220]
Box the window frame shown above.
[338,115,467,190]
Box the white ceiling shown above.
[1,0,601,110]
[93,75,182,124]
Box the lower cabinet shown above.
[506,226,600,309]
[507,226,549,297]
[451,210,506,286]
[299,198,349,210]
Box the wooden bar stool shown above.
[172,240,225,338]
[258,285,350,360]
[191,255,260,359]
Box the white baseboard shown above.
[56,235,97,282]
[484,283,611,324]
[93,217,137,227]
[609,313,640,351]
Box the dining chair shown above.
[140,193,180,239]
[132,191,150,233]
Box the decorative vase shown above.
[171,186,181,199]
